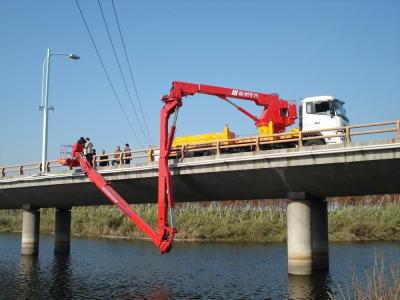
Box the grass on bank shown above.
[0,202,399,242]
[328,204,400,241]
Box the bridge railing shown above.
[169,119,400,157]
[0,159,72,178]
[92,149,152,167]
[1,120,399,178]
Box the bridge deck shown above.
[0,139,399,209]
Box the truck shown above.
[169,81,349,156]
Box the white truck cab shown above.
[299,96,349,145]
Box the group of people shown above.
[76,137,132,167]
[107,144,132,166]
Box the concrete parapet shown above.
[54,208,71,254]
[21,206,40,255]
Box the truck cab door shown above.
[302,101,337,131]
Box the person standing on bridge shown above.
[99,150,109,167]
[84,137,94,166]
[92,148,97,167]
[78,137,86,145]
[123,143,132,164]
[112,145,122,166]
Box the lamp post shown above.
[40,48,80,173]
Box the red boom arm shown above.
[167,81,297,133]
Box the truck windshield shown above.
[333,100,348,121]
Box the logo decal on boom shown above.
[231,89,258,99]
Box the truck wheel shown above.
[303,139,325,146]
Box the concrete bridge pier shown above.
[287,192,329,275]
[54,208,71,254]
[311,199,329,271]
[21,204,40,255]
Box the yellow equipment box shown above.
[172,125,236,147]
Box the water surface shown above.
[0,233,398,299]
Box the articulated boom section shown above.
[61,122,177,254]
[168,81,297,134]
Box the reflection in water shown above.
[50,255,72,299]
[18,254,73,299]
[121,288,172,300]
[287,271,333,299]
[18,255,40,299]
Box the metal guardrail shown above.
[1,120,399,178]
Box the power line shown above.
[74,0,143,147]
[111,0,154,145]
[97,0,151,146]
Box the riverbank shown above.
[0,202,399,242]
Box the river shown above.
[0,232,398,299]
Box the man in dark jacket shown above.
[124,143,132,164]
[99,150,109,167]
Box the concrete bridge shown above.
[1,132,400,275]
[1,139,400,207]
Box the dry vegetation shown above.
[332,255,400,300]
[0,195,399,242]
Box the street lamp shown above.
[39,48,80,173]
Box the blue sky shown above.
[0,0,399,165]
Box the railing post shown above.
[92,155,97,167]
[46,162,50,173]
[298,131,303,147]
[181,145,185,158]
[19,165,23,176]
[345,126,351,144]
[119,152,123,165]
[396,120,400,139]
[255,136,260,152]
[216,141,220,156]
[147,149,153,162]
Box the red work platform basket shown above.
[59,145,73,166]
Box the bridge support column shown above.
[287,192,329,275]
[287,197,312,275]
[311,199,329,271]
[21,205,40,256]
[54,208,71,254]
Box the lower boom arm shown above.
[61,96,180,254]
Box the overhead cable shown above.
[74,0,143,146]
[111,0,154,145]
[97,0,151,146]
